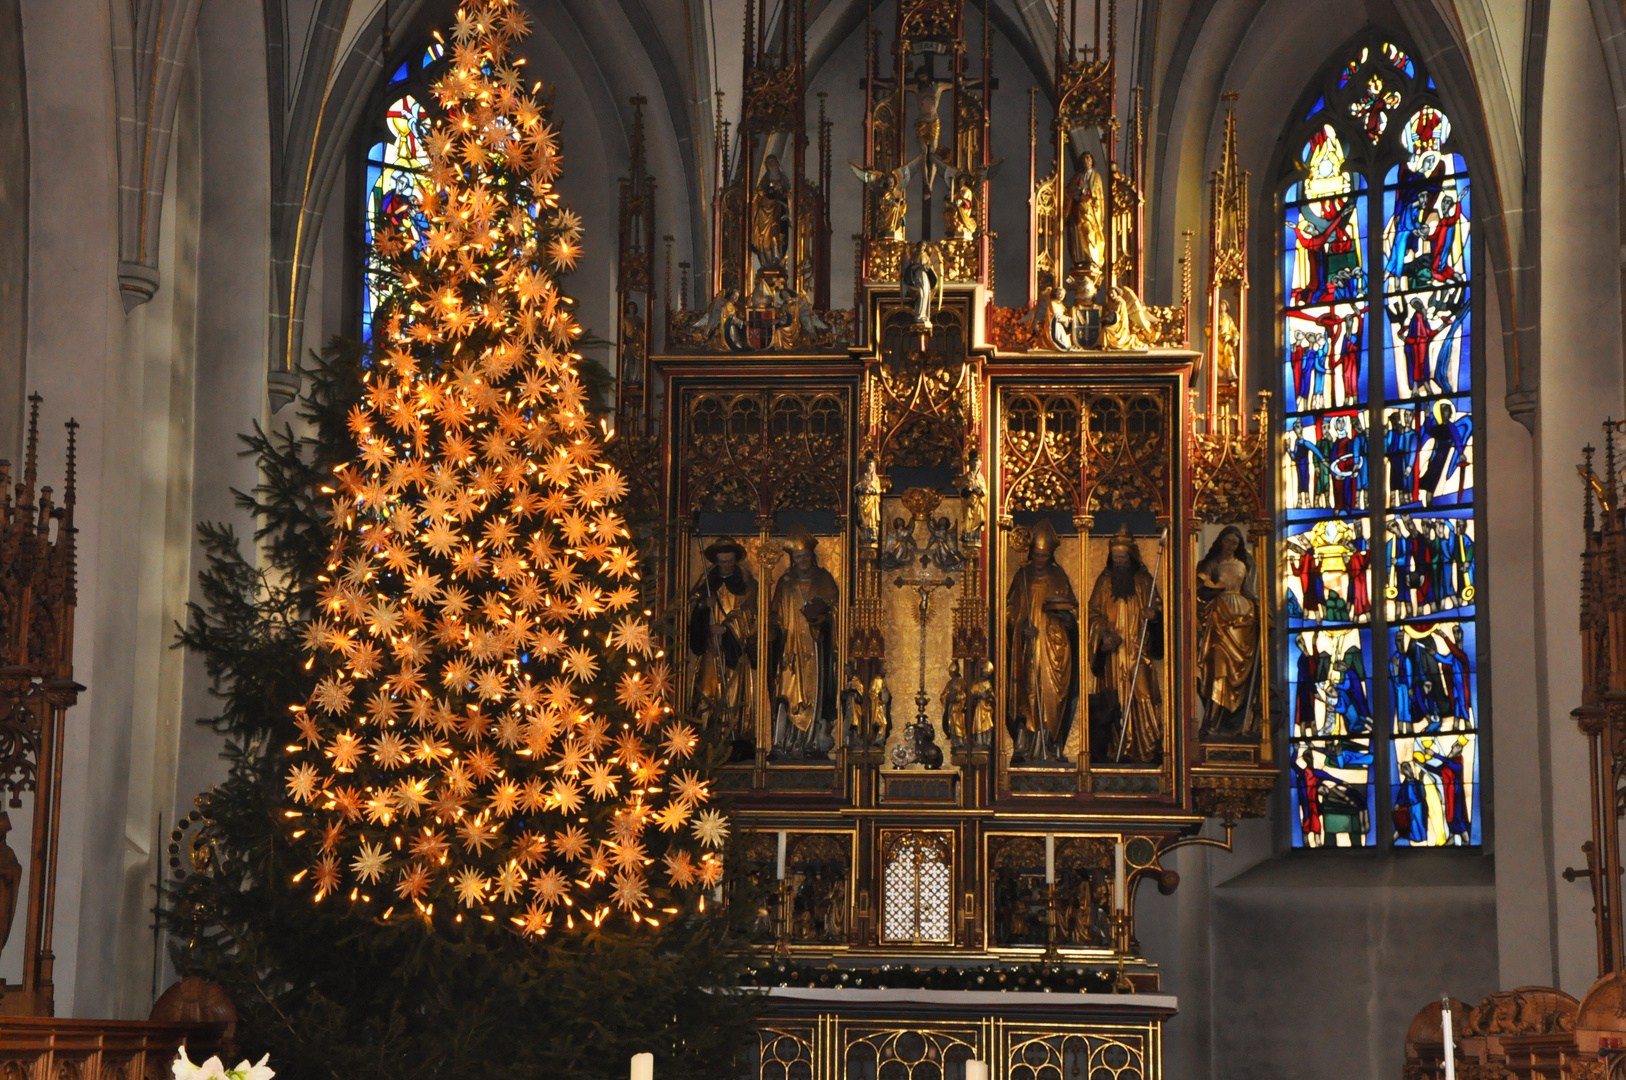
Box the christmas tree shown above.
[290,0,721,936]
[165,3,756,1075]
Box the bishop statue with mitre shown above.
[1005,518,1080,763]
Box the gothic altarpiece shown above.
[612,3,1275,1076]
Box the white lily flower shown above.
[194,1055,230,1080]
[235,1055,276,1080]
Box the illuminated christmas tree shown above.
[286,0,723,934]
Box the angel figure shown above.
[690,286,748,352]
[881,516,919,571]
[1101,285,1156,351]
[927,515,964,572]
[935,156,1002,241]
[850,162,913,242]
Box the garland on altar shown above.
[160,3,756,1076]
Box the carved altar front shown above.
[611,0,1275,1071]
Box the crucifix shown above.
[889,487,955,769]
[908,55,956,241]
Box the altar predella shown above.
[604,0,1274,1074]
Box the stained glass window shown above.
[1282,41,1480,849]
[361,41,446,342]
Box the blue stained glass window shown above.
[1283,41,1480,849]
[361,41,446,343]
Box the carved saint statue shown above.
[1006,519,1080,763]
[1065,151,1106,301]
[855,453,883,543]
[0,813,21,950]
[879,170,910,240]
[945,173,977,239]
[1216,297,1240,385]
[769,525,841,759]
[1088,525,1165,763]
[1196,525,1261,737]
[751,153,792,270]
[619,299,644,385]
[959,449,987,541]
[940,659,968,748]
[902,243,942,332]
[850,163,912,241]
[841,665,867,750]
[965,658,995,749]
[867,671,894,749]
[688,538,758,752]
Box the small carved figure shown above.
[1046,286,1080,351]
[850,162,912,241]
[619,298,645,384]
[841,666,867,750]
[1065,151,1106,301]
[881,516,919,571]
[868,673,894,749]
[940,659,967,748]
[902,243,943,332]
[945,172,977,239]
[751,154,791,270]
[926,514,963,572]
[855,453,883,544]
[959,450,987,541]
[1216,297,1241,384]
[0,813,21,950]
[965,658,996,750]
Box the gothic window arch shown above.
[360,40,447,343]
[1278,37,1480,849]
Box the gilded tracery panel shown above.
[679,387,851,519]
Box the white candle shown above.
[1114,840,1126,912]
[964,1061,990,1080]
[1441,995,1455,1080]
[630,1052,654,1080]
[776,830,787,880]
[1044,834,1055,884]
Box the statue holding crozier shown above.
[1005,519,1080,763]
[769,525,841,759]
[688,538,758,755]
[1088,525,1165,763]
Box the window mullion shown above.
[1365,160,1395,852]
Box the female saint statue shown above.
[1196,526,1261,737]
